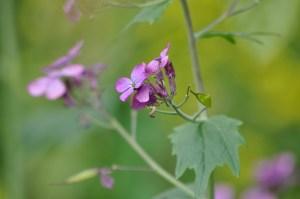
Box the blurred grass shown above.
[0,0,300,198]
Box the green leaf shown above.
[153,184,200,199]
[190,90,212,108]
[169,115,244,196]
[197,31,280,45]
[125,0,172,30]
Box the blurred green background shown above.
[0,0,300,198]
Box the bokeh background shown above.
[0,0,300,198]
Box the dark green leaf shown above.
[169,115,244,196]
[125,0,172,30]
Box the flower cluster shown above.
[27,41,104,106]
[115,44,176,110]
[254,152,295,190]
[215,152,298,199]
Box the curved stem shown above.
[168,101,195,123]
[179,0,204,92]
[109,118,195,198]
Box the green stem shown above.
[168,101,195,123]
[179,0,212,197]
[0,0,23,199]
[131,110,138,139]
[110,118,195,198]
[179,0,204,92]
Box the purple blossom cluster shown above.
[27,41,105,106]
[254,152,295,190]
[215,152,297,199]
[115,44,176,110]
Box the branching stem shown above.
[109,118,195,198]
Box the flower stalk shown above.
[109,117,195,198]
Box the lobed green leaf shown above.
[124,0,172,30]
[169,115,244,196]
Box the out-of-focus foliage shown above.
[0,0,300,198]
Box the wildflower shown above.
[215,184,234,199]
[241,187,277,199]
[254,152,295,189]
[64,0,81,22]
[28,64,85,100]
[145,43,170,74]
[115,44,177,110]
[27,41,104,106]
[115,63,147,102]
[99,168,114,189]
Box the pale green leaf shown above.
[64,168,99,184]
[125,0,172,30]
[169,115,244,196]
[190,90,212,108]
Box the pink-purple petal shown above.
[145,60,160,74]
[115,77,132,93]
[135,85,150,103]
[61,64,85,77]
[99,169,114,189]
[132,96,147,110]
[27,77,50,97]
[119,87,134,102]
[160,43,170,58]
[46,41,84,70]
[64,0,81,22]
[130,63,147,88]
[215,184,234,199]
[45,79,66,100]
[160,55,169,68]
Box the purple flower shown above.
[64,0,81,22]
[215,184,234,199]
[132,84,157,109]
[99,168,114,189]
[145,43,170,74]
[255,152,295,189]
[28,64,85,100]
[115,43,177,110]
[241,187,277,199]
[115,63,147,102]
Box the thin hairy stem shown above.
[179,0,204,92]
[109,118,195,197]
[167,100,196,123]
[195,0,239,38]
